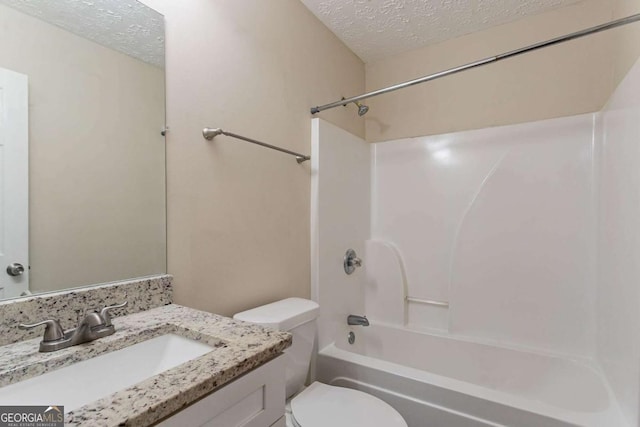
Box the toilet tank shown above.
[234,298,319,398]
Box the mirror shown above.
[0,0,166,300]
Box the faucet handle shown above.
[344,249,363,275]
[99,301,128,327]
[19,319,65,342]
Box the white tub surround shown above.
[370,114,596,355]
[311,57,640,427]
[310,119,371,351]
[596,49,640,427]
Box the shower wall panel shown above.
[596,56,640,427]
[311,118,371,351]
[372,114,597,358]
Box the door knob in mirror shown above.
[6,263,25,277]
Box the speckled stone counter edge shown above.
[0,275,172,346]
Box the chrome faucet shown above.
[19,301,127,352]
[69,311,111,346]
[347,314,369,327]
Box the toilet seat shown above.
[289,382,407,427]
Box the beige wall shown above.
[0,4,167,293]
[365,0,640,142]
[141,0,365,316]
[141,0,638,316]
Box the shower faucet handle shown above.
[344,249,362,275]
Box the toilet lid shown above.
[290,382,407,427]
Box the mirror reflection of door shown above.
[0,67,29,298]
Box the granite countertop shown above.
[0,304,292,426]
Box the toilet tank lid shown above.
[233,298,319,331]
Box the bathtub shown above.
[315,323,625,427]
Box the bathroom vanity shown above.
[0,276,291,426]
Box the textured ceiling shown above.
[300,0,586,62]
[0,0,164,68]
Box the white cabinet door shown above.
[0,67,29,298]
[158,356,285,427]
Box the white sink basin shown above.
[0,334,214,411]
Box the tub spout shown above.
[347,315,369,326]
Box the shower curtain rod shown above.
[310,13,640,115]
[202,127,311,163]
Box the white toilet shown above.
[234,298,408,427]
